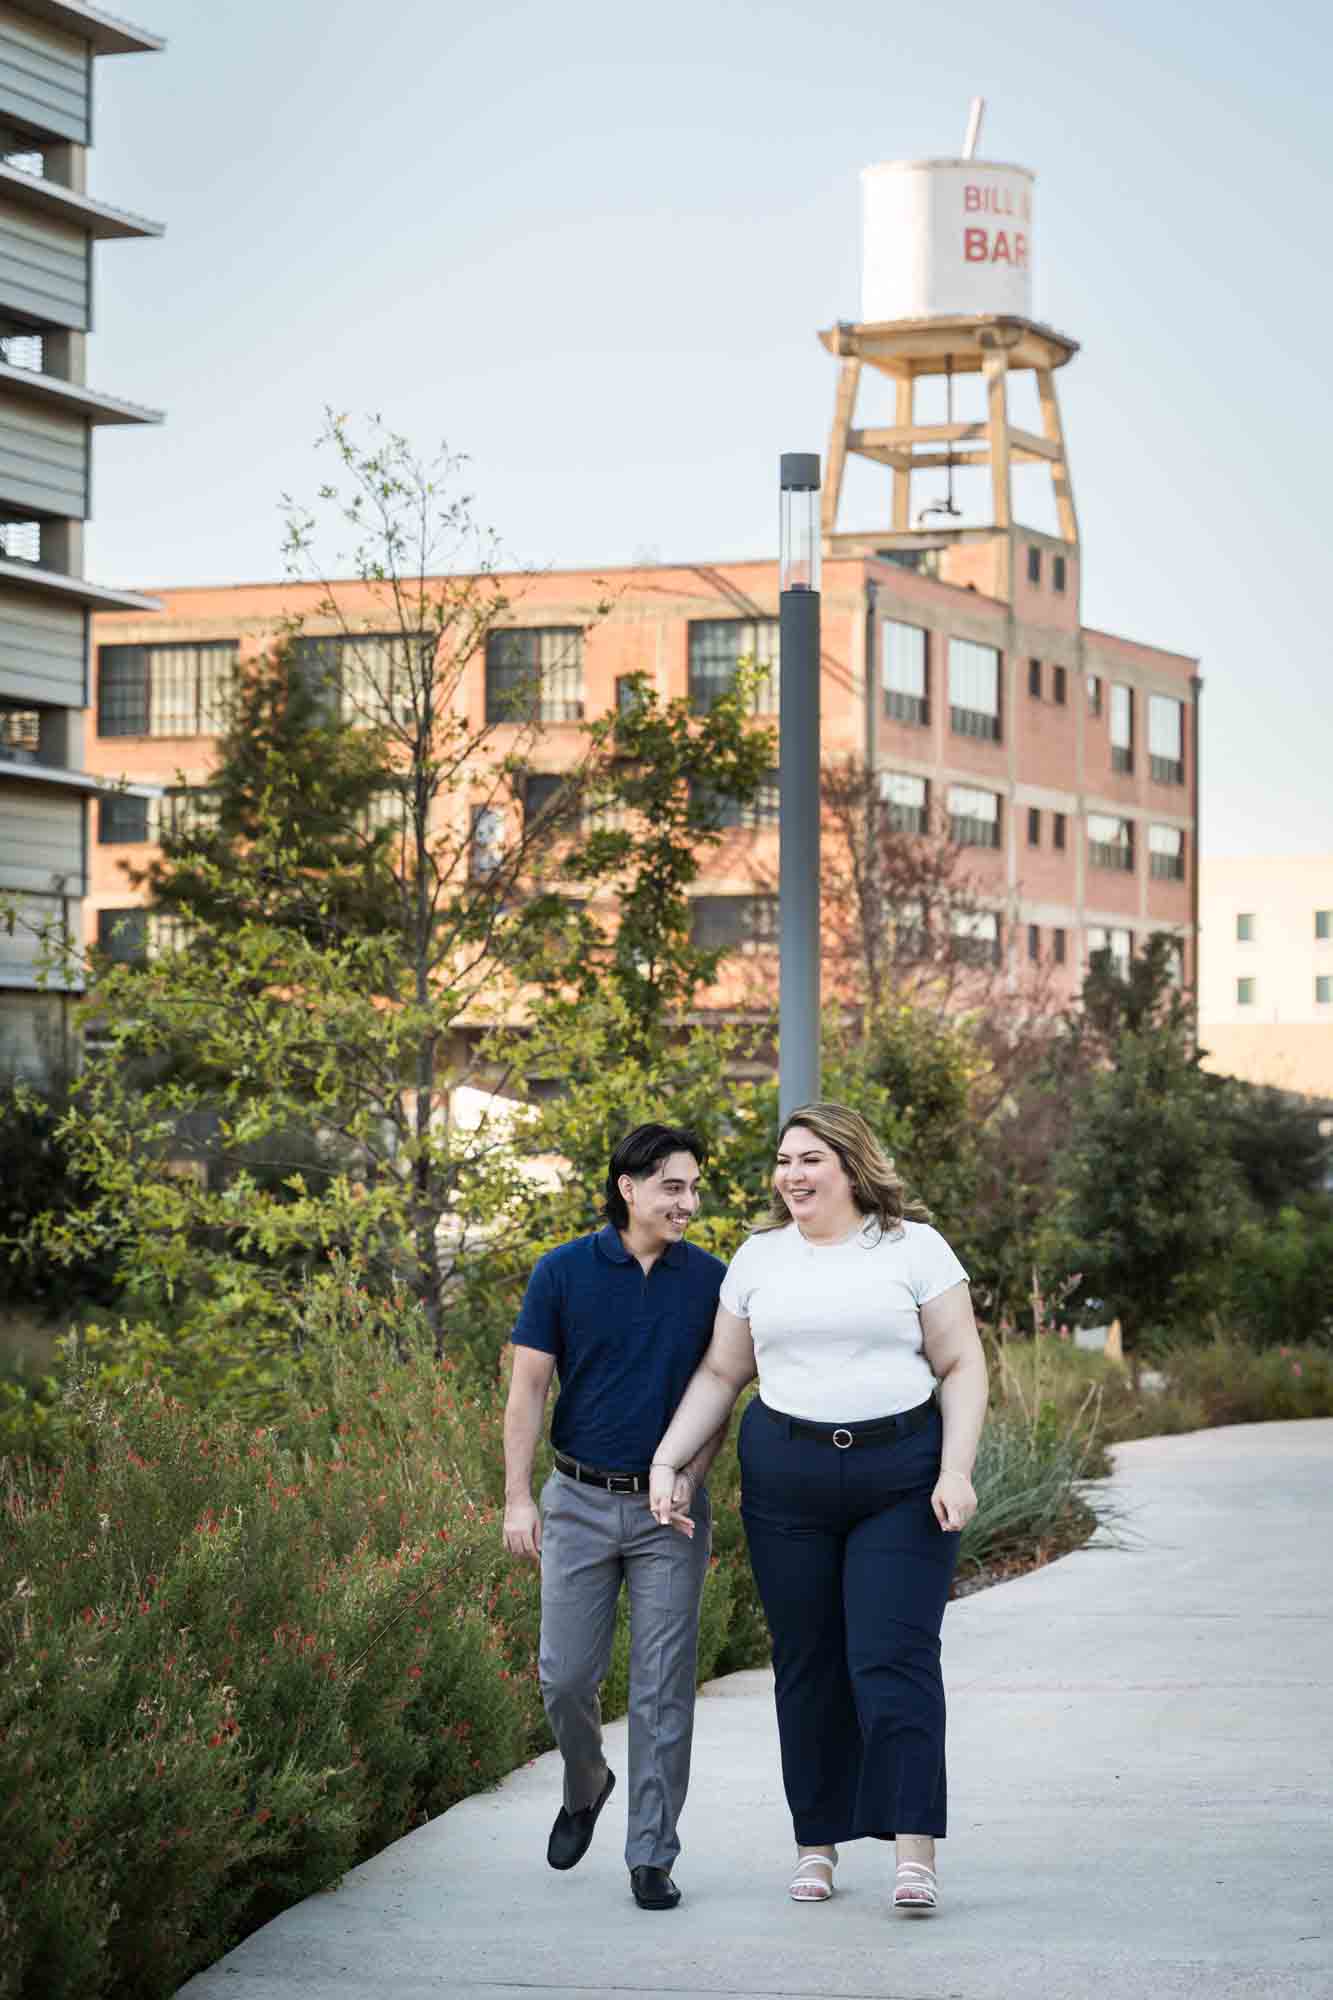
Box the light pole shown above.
[778,451,821,1122]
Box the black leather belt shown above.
[552,1450,653,1494]
[760,1394,935,1450]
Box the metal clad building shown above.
[0,0,162,1081]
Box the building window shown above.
[882,621,929,726]
[948,784,1001,848]
[0,708,40,763]
[1148,694,1185,785]
[1027,546,1041,585]
[1052,927,1067,965]
[1236,912,1256,943]
[96,907,147,966]
[688,619,779,716]
[1053,811,1067,850]
[292,632,425,728]
[98,642,238,739]
[1237,976,1256,1006]
[1108,683,1135,773]
[950,910,1001,967]
[1028,658,1042,698]
[1027,806,1041,846]
[1148,824,1185,881]
[1053,554,1067,593]
[1317,910,1333,941]
[1087,673,1102,717]
[1088,925,1132,973]
[880,770,928,834]
[159,788,220,840]
[1088,813,1135,872]
[691,768,780,830]
[1027,923,1040,963]
[485,628,585,724]
[1316,975,1333,1006]
[470,804,506,878]
[98,794,150,844]
[1053,664,1067,705]
[523,773,575,833]
[690,894,778,952]
[615,674,647,715]
[948,638,1001,741]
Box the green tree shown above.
[24,419,777,1389]
[131,637,395,942]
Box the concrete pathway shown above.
[180,1420,1333,2000]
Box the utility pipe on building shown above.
[778,452,822,1121]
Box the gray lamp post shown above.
[778,452,822,1122]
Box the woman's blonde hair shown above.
[757,1100,931,1237]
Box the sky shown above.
[81,0,1333,859]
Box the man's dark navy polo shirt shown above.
[511,1225,725,1471]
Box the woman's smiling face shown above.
[773,1126,856,1228]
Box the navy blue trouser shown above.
[739,1395,959,1845]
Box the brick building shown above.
[85,535,1198,1000]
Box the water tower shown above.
[821,102,1079,602]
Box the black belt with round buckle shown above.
[759,1395,935,1449]
[552,1450,652,1494]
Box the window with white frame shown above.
[1316,910,1332,942]
[688,619,779,716]
[1110,683,1134,773]
[950,909,1000,967]
[485,627,585,724]
[1088,925,1132,972]
[1236,912,1256,943]
[1088,813,1135,872]
[1148,695,1185,785]
[880,770,928,834]
[690,768,780,830]
[882,621,929,725]
[948,784,1000,848]
[1316,975,1332,1006]
[1148,824,1184,881]
[470,804,506,877]
[1237,976,1256,1006]
[948,638,1001,741]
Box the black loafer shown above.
[630,1864,682,1910]
[547,1767,615,1871]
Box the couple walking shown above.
[502,1102,987,1914]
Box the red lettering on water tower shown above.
[964,227,989,261]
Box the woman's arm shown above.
[648,1305,757,1527]
[920,1281,988,1531]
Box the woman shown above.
[649,1102,987,1914]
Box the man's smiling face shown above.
[621,1151,702,1246]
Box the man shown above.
[503,1122,726,1911]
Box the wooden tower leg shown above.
[1036,367,1079,545]
[983,346,1012,529]
[822,357,862,542]
[892,373,913,531]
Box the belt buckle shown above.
[832,1427,854,1450]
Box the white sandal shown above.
[893,1860,938,1914]
[788,1851,837,1903]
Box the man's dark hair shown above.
[604,1123,707,1230]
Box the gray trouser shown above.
[538,1468,712,1870]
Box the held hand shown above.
[931,1469,977,1533]
[649,1464,695,1538]
[502,1496,542,1561]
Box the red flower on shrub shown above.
[1292,1361,1304,1378]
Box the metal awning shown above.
[0,162,164,240]
[8,1,164,56]
[0,360,163,425]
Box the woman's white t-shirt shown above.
[718,1217,969,1423]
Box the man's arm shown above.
[502,1344,557,1561]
